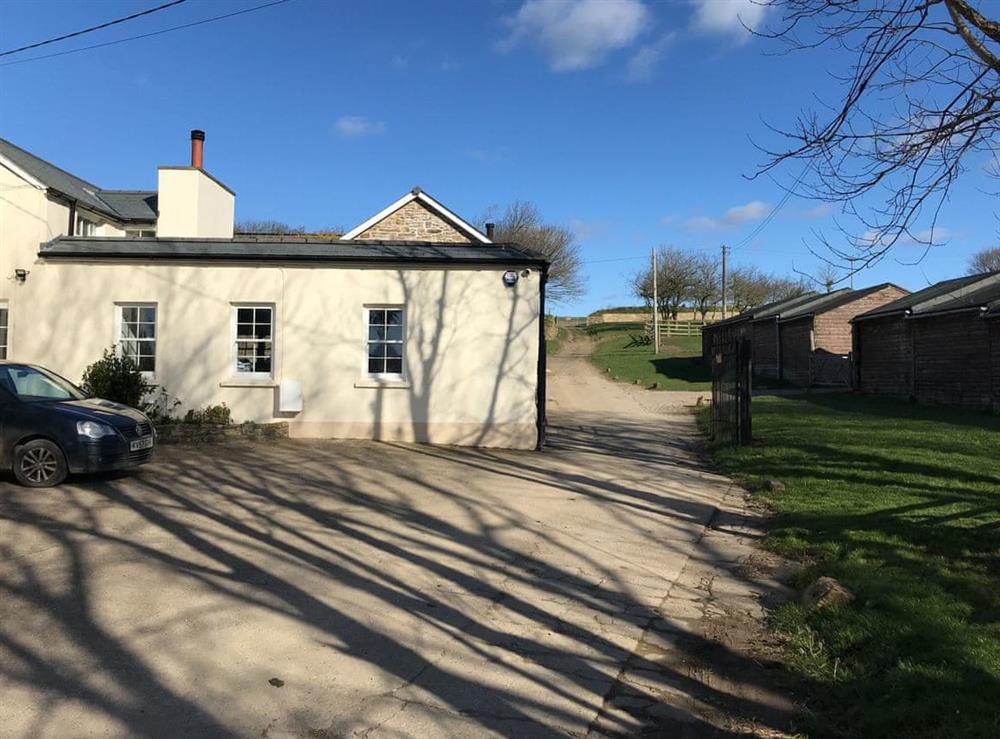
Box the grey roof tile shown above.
[854,272,1000,320]
[0,138,154,222]
[95,191,157,221]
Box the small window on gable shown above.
[126,229,156,238]
[233,305,274,376]
[366,307,404,377]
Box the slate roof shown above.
[703,292,820,329]
[751,290,839,321]
[95,191,158,221]
[853,272,1000,321]
[38,236,548,267]
[0,138,156,222]
[778,283,904,321]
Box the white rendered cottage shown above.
[0,131,547,448]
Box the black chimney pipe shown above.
[485,222,495,240]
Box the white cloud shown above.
[801,203,831,220]
[721,200,769,224]
[684,215,720,232]
[502,0,651,72]
[858,226,951,247]
[684,200,771,231]
[333,116,386,138]
[691,0,768,40]
[626,33,675,82]
[569,218,611,240]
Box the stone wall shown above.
[156,421,289,444]
[355,201,473,243]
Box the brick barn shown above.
[776,283,908,387]
[747,292,827,380]
[853,272,1000,411]
[701,293,818,368]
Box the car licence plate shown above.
[130,436,154,452]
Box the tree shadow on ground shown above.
[0,412,808,738]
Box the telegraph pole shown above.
[652,248,660,353]
[720,244,729,320]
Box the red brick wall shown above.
[751,319,780,378]
[780,317,813,387]
[913,312,992,409]
[814,285,909,354]
[857,315,912,398]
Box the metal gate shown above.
[710,335,752,446]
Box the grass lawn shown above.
[701,394,1000,738]
[589,330,711,391]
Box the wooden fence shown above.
[644,319,708,339]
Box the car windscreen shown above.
[0,365,87,402]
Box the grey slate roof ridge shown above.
[38,236,548,266]
[702,291,821,329]
[751,290,840,321]
[0,137,154,222]
[777,283,904,321]
[853,271,1000,321]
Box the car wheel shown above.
[14,440,68,487]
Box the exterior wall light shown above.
[14,269,29,282]
[502,270,519,287]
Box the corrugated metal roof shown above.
[854,272,1000,321]
[0,138,155,222]
[38,236,547,266]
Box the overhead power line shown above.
[0,0,189,58]
[1,0,296,68]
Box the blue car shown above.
[0,363,155,487]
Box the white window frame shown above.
[231,304,275,379]
[114,303,157,378]
[0,302,8,360]
[364,305,406,380]
[76,215,97,236]
[125,228,156,238]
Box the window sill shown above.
[353,378,411,389]
[219,378,276,388]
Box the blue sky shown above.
[1,0,997,314]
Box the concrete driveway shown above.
[0,342,794,738]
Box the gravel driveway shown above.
[0,338,795,738]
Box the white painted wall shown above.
[156,168,234,239]
[12,258,541,448]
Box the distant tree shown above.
[968,246,1000,274]
[483,201,585,304]
[689,253,721,319]
[728,267,810,314]
[815,263,842,293]
[729,267,775,314]
[235,220,304,235]
[630,247,697,319]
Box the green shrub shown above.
[183,403,231,425]
[81,347,149,408]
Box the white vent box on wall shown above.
[279,379,303,413]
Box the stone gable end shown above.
[356,200,474,243]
